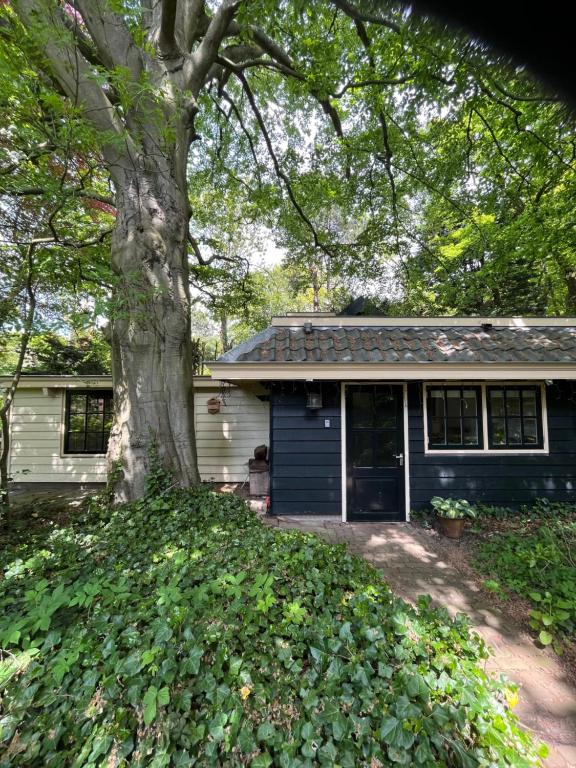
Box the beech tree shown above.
[4,0,571,499]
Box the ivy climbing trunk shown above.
[107,169,200,501]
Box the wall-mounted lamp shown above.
[306,381,322,410]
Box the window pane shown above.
[353,432,372,467]
[523,418,538,444]
[69,394,87,414]
[462,390,477,416]
[87,414,104,432]
[522,390,537,416]
[351,391,372,428]
[67,433,85,452]
[429,390,445,417]
[87,395,105,413]
[446,390,461,417]
[490,390,505,416]
[375,434,395,467]
[506,390,521,416]
[85,433,105,453]
[429,417,445,445]
[103,414,114,431]
[491,418,506,445]
[446,418,462,444]
[462,418,479,445]
[69,414,86,432]
[508,417,522,444]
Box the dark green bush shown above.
[0,488,543,766]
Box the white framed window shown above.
[423,382,549,455]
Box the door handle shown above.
[394,453,404,466]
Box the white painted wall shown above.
[194,386,269,483]
[7,384,270,484]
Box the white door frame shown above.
[341,382,410,523]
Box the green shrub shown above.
[475,514,576,651]
[430,496,476,519]
[0,488,543,766]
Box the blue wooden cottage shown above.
[211,314,576,522]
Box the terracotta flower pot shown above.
[436,516,466,540]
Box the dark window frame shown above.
[426,385,483,450]
[63,389,114,455]
[486,385,543,450]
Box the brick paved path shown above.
[267,517,576,768]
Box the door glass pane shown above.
[522,390,537,416]
[491,418,506,445]
[351,391,372,428]
[446,390,461,417]
[375,433,395,467]
[446,417,462,444]
[506,390,521,416]
[429,417,445,445]
[352,432,372,467]
[490,390,505,416]
[429,390,445,416]
[374,390,396,428]
[523,418,538,444]
[462,390,477,416]
[462,418,479,445]
[508,417,522,444]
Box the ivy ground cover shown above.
[0,488,544,766]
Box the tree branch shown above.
[74,0,145,80]
[329,0,401,33]
[159,0,181,59]
[234,70,333,258]
[13,0,137,180]
[187,0,241,95]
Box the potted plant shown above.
[430,496,476,540]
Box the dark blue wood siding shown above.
[270,383,341,515]
[408,381,576,508]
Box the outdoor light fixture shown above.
[306,383,323,410]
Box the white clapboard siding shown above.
[8,389,108,484]
[8,384,270,485]
[194,387,269,482]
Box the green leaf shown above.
[250,753,272,768]
[539,630,554,646]
[256,723,276,743]
[157,686,170,706]
[380,716,415,749]
[143,686,158,726]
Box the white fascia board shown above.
[271,316,576,328]
[0,375,229,389]
[209,363,576,381]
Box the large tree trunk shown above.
[107,168,200,501]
